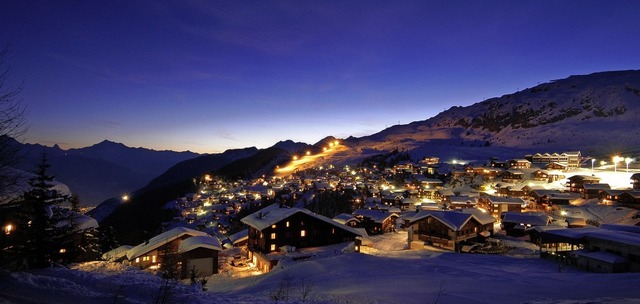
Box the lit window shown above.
[143,256,150,261]
[135,258,140,263]
[272,224,276,229]
[332,228,335,234]
[59,248,67,253]
[271,233,276,240]
[286,221,290,227]
[270,244,276,251]
[152,255,157,263]
[301,230,306,237]
[4,224,12,235]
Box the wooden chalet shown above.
[477,196,526,220]
[352,209,399,235]
[241,204,364,273]
[448,196,477,210]
[582,183,611,199]
[567,175,601,193]
[333,213,361,227]
[407,209,495,251]
[501,170,524,182]
[126,227,221,279]
[508,159,532,169]
[632,173,640,190]
[532,225,640,273]
[620,191,640,204]
[500,212,552,236]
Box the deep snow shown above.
[2,232,640,304]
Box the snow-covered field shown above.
[2,232,640,304]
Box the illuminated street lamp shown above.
[612,156,623,172]
[625,157,634,173]
[591,158,596,176]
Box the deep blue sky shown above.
[2,1,639,153]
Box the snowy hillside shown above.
[346,70,640,161]
[3,233,640,304]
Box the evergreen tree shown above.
[20,153,70,267]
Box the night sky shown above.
[2,1,639,153]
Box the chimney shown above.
[258,212,263,219]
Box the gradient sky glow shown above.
[2,1,640,153]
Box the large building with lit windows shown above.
[241,204,364,272]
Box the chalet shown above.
[582,183,611,199]
[490,160,507,168]
[531,151,581,169]
[352,209,399,235]
[435,189,456,204]
[449,196,476,210]
[532,170,549,182]
[225,229,249,248]
[508,159,531,169]
[546,162,568,171]
[333,213,361,227]
[241,204,364,273]
[500,212,552,236]
[478,196,526,220]
[535,226,640,273]
[619,191,640,204]
[598,190,627,204]
[399,197,422,211]
[422,157,440,165]
[126,227,221,279]
[501,170,524,183]
[407,209,495,251]
[102,245,133,262]
[632,173,640,190]
[567,175,601,193]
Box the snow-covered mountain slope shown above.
[347,70,640,160]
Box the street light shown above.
[613,156,623,172]
[591,158,596,176]
[625,157,634,172]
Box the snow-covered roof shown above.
[486,196,526,205]
[333,213,360,225]
[126,226,209,260]
[353,209,398,223]
[101,245,133,261]
[502,212,551,226]
[572,250,628,264]
[228,229,249,244]
[409,210,495,231]
[241,204,366,237]
[178,235,222,253]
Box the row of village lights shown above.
[591,156,635,174]
[292,140,340,161]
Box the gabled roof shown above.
[228,229,249,244]
[409,210,495,231]
[353,209,399,223]
[102,245,133,261]
[502,212,551,226]
[485,196,526,205]
[178,235,222,253]
[127,227,209,260]
[241,204,366,237]
[583,183,611,190]
[333,213,360,225]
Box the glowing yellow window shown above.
[270,244,276,251]
[152,255,157,263]
[271,224,276,229]
[286,221,290,227]
[271,233,276,240]
[301,230,306,237]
